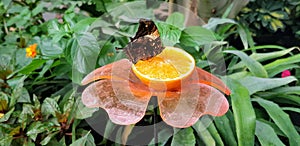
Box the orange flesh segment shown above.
[135,57,179,79]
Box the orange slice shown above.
[132,46,195,90]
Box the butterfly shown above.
[123,19,164,64]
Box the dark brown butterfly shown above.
[123,19,164,64]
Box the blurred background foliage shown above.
[0,0,299,145]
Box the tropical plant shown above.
[0,0,299,146]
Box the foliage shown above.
[238,0,300,37]
[1,0,300,146]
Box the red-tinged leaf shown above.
[196,67,231,95]
[157,82,228,128]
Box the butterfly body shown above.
[123,19,164,64]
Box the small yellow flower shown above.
[0,113,4,118]
[25,43,37,58]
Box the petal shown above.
[82,79,152,125]
[81,59,152,125]
[195,67,231,95]
[82,59,137,85]
[157,82,229,128]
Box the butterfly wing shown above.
[81,59,152,125]
[123,19,164,63]
[123,36,163,63]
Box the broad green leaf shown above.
[148,128,173,146]
[224,50,268,78]
[156,22,181,46]
[40,38,64,57]
[65,32,100,74]
[264,54,300,71]
[257,119,285,137]
[193,121,215,146]
[251,47,295,62]
[255,120,285,146]
[17,59,47,75]
[171,127,195,146]
[282,107,300,113]
[17,88,30,103]
[240,76,297,95]
[207,122,224,146]
[180,26,216,47]
[166,12,185,29]
[214,115,237,146]
[267,64,299,77]
[72,18,97,33]
[32,2,44,16]
[273,95,300,106]
[225,77,256,146]
[107,1,154,22]
[41,98,60,116]
[269,86,300,96]
[231,47,295,70]
[70,131,95,146]
[253,98,300,146]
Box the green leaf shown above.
[264,54,300,71]
[156,22,181,46]
[65,32,100,74]
[255,120,285,146]
[166,12,185,29]
[106,1,154,22]
[204,18,237,30]
[17,88,30,103]
[251,47,295,62]
[239,76,297,95]
[148,128,173,146]
[40,38,64,57]
[225,77,256,146]
[27,121,48,141]
[41,97,60,116]
[171,127,195,146]
[18,59,47,75]
[9,76,26,108]
[282,107,300,113]
[180,26,216,47]
[0,107,14,123]
[207,122,224,146]
[74,98,98,119]
[70,131,95,146]
[72,18,97,33]
[98,41,118,66]
[193,120,215,146]
[214,115,237,146]
[224,50,268,78]
[267,64,299,77]
[32,3,44,16]
[0,135,13,146]
[253,98,300,146]
[40,131,60,145]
